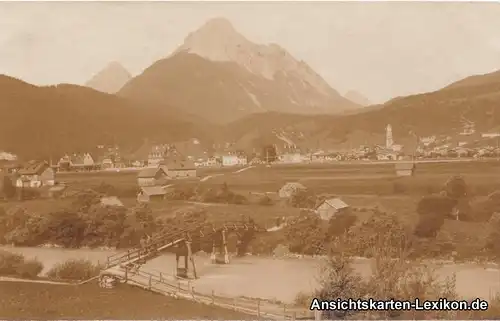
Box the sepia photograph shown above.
[1,0,500,319]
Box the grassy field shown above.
[57,160,500,197]
[0,281,252,319]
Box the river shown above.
[2,246,500,304]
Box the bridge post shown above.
[222,229,229,264]
[186,240,198,279]
[210,240,216,263]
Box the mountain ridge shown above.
[85,61,132,94]
[118,17,359,124]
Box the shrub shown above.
[288,189,317,209]
[258,194,274,206]
[0,250,43,278]
[47,259,101,281]
[316,237,458,320]
[0,250,24,275]
[325,212,357,241]
[15,258,44,278]
[196,183,248,205]
[43,210,86,248]
[166,185,196,201]
[416,194,457,218]
[284,213,326,255]
[443,175,467,200]
[414,214,445,238]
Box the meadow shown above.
[58,160,500,197]
[0,281,252,319]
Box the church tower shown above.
[386,124,393,149]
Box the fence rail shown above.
[120,266,313,320]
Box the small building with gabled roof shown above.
[137,167,168,187]
[315,197,349,221]
[137,186,167,203]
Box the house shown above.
[278,182,307,199]
[57,155,71,171]
[165,158,197,179]
[279,153,302,164]
[137,186,167,203]
[222,155,239,167]
[100,196,124,207]
[70,155,86,171]
[101,156,115,169]
[148,145,168,167]
[137,167,168,187]
[237,156,248,166]
[82,153,95,170]
[315,198,350,221]
[16,161,55,188]
[395,162,416,177]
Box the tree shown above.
[261,145,277,163]
[1,175,16,199]
[443,175,467,200]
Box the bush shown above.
[316,238,458,320]
[196,183,248,205]
[166,185,196,201]
[413,214,445,238]
[15,258,44,278]
[288,189,317,209]
[46,259,101,281]
[0,250,24,275]
[416,194,457,218]
[443,175,467,200]
[284,213,326,255]
[258,194,274,206]
[0,250,43,278]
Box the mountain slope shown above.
[118,18,358,124]
[444,69,500,90]
[344,90,371,106]
[85,62,132,94]
[0,75,211,160]
[222,70,500,152]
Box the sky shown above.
[1,1,500,104]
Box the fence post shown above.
[233,297,237,310]
[211,290,215,305]
[106,257,110,267]
[257,298,261,319]
[124,267,128,282]
[191,286,195,299]
[283,304,287,318]
[148,275,152,290]
[314,309,322,321]
[178,281,181,291]
[292,312,296,321]
[159,272,163,283]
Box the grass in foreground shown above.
[0,281,253,319]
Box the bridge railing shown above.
[105,220,264,269]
